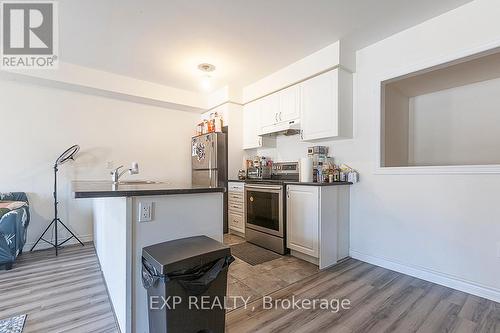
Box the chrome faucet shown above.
[111,162,139,183]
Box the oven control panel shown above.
[272,162,299,176]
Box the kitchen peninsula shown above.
[73,181,225,333]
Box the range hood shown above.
[260,119,301,136]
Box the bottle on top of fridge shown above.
[207,113,215,133]
[214,112,223,132]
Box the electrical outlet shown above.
[138,201,153,222]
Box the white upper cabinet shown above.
[260,85,301,135]
[241,41,354,141]
[301,70,338,140]
[243,100,263,149]
[279,85,301,123]
[300,68,352,141]
[260,93,281,133]
[243,68,352,144]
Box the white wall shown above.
[350,0,500,301]
[248,135,341,165]
[224,103,245,179]
[0,79,199,250]
[409,77,500,166]
[2,62,208,112]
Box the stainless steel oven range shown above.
[244,161,299,254]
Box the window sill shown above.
[374,164,500,175]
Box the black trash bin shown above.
[142,235,234,333]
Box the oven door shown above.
[245,184,283,237]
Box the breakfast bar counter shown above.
[73,181,225,198]
[73,181,224,333]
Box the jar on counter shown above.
[333,168,340,182]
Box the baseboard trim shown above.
[24,234,93,252]
[350,250,500,303]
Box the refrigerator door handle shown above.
[208,141,212,186]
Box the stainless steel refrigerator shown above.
[191,132,228,232]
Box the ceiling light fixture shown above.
[198,63,216,91]
[198,63,216,72]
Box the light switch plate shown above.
[138,201,153,222]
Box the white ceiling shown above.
[59,0,472,93]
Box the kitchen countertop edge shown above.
[73,186,226,199]
[283,181,352,186]
[228,179,352,186]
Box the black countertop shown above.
[73,181,225,199]
[228,179,352,186]
[284,181,352,186]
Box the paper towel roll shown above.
[300,158,313,182]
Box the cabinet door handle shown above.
[275,113,278,123]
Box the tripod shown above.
[31,146,84,255]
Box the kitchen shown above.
[70,141,355,333]
[187,47,360,320]
[2,1,500,333]
[70,43,359,333]
[195,45,358,261]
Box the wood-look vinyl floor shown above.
[1,243,499,333]
[226,258,500,333]
[0,243,118,333]
[224,234,320,309]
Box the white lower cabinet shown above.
[286,184,350,269]
[229,211,245,234]
[228,182,245,235]
[287,186,319,257]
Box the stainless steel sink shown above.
[117,180,163,185]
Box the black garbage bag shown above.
[142,257,161,289]
[142,255,234,295]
